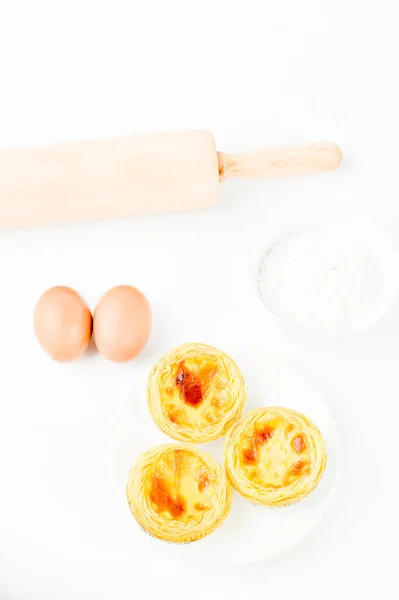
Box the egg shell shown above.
[93,285,152,362]
[33,286,93,362]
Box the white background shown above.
[0,1,398,598]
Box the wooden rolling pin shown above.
[0,130,342,229]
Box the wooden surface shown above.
[0,132,341,230]
[0,130,220,229]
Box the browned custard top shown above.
[159,355,234,432]
[145,448,218,521]
[238,416,311,489]
[147,343,246,444]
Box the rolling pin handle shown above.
[218,142,342,181]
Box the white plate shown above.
[108,346,340,566]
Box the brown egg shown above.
[34,286,93,362]
[93,285,152,362]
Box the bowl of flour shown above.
[257,220,399,337]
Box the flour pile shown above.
[257,224,399,337]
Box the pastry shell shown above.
[224,407,327,507]
[147,343,246,443]
[126,443,233,543]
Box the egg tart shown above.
[126,444,232,543]
[147,343,246,443]
[224,407,327,507]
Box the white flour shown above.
[257,223,399,337]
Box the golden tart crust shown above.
[126,444,232,543]
[147,343,246,443]
[224,407,327,507]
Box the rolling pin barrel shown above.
[0,130,220,229]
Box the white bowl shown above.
[257,219,399,338]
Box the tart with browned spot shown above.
[126,444,232,543]
[147,343,246,443]
[224,407,327,507]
